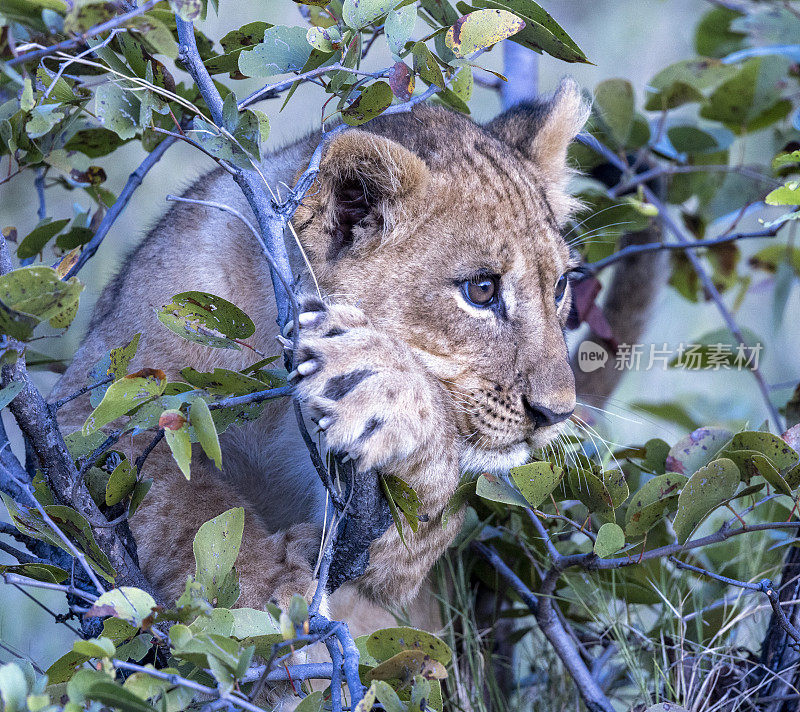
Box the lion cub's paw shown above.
[285,300,440,472]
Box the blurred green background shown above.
[3,0,799,673]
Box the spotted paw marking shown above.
[285,300,446,472]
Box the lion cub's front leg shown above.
[289,299,463,605]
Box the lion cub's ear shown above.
[295,130,429,263]
[486,77,590,221]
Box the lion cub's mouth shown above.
[459,439,532,475]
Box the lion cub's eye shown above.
[554,273,569,304]
[462,274,499,307]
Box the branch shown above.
[586,227,779,274]
[65,134,177,279]
[608,163,781,198]
[471,541,615,712]
[576,132,784,431]
[6,0,160,67]
[239,64,389,110]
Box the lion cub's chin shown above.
[459,441,532,476]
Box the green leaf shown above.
[567,466,614,514]
[700,57,792,134]
[381,474,421,532]
[73,636,116,659]
[342,81,394,126]
[368,649,448,681]
[193,507,245,599]
[190,397,222,469]
[665,426,733,475]
[445,9,525,58]
[0,266,84,338]
[475,472,529,507]
[645,58,737,111]
[105,458,136,506]
[1,494,116,582]
[695,6,746,58]
[0,562,68,583]
[342,0,396,29]
[766,180,800,206]
[372,680,405,712]
[386,3,416,55]
[594,522,625,558]
[366,626,452,666]
[83,368,167,434]
[412,41,445,88]
[238,25,313,78]
[510,461,562,508]
[295,691,326,712]
[88,333,142,407]
[0,381,24,410]
[625,473,688,538]
[161,409,192,479]
[96,82,139,140]
[594,79,634,148]
[157,291,255,349]
[672,458,741,543]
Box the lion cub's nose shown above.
[522,397,573,429]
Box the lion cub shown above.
[52,79,589,634]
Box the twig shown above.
[6,0,160,66]
[239,64,389,110]
[150,127,237,176]
[64,134,178,279]
[608,164,781,198]
[586,227,779,274]
[52,375,113,410]
[1,572,98,602]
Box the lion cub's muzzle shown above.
[521,396,573,429]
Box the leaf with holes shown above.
[157,291,255,350]
[625,473,687,538]
[672,458,740,543]
[382,474,422,533]
[342,81,393,126]
[445,9,525,58]
[510,461,562,508]
[368,649,448,682]
[366,626,452,666]
[238,25,313,78]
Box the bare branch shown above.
[587,226,779,274]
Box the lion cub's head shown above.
[294,79,590,473]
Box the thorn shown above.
[341,454,351,464]
[318,416,332,431]
[275,335,292,348]
[282,321,295,338]
[287,369,300,381]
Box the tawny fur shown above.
[52,80,589,635]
